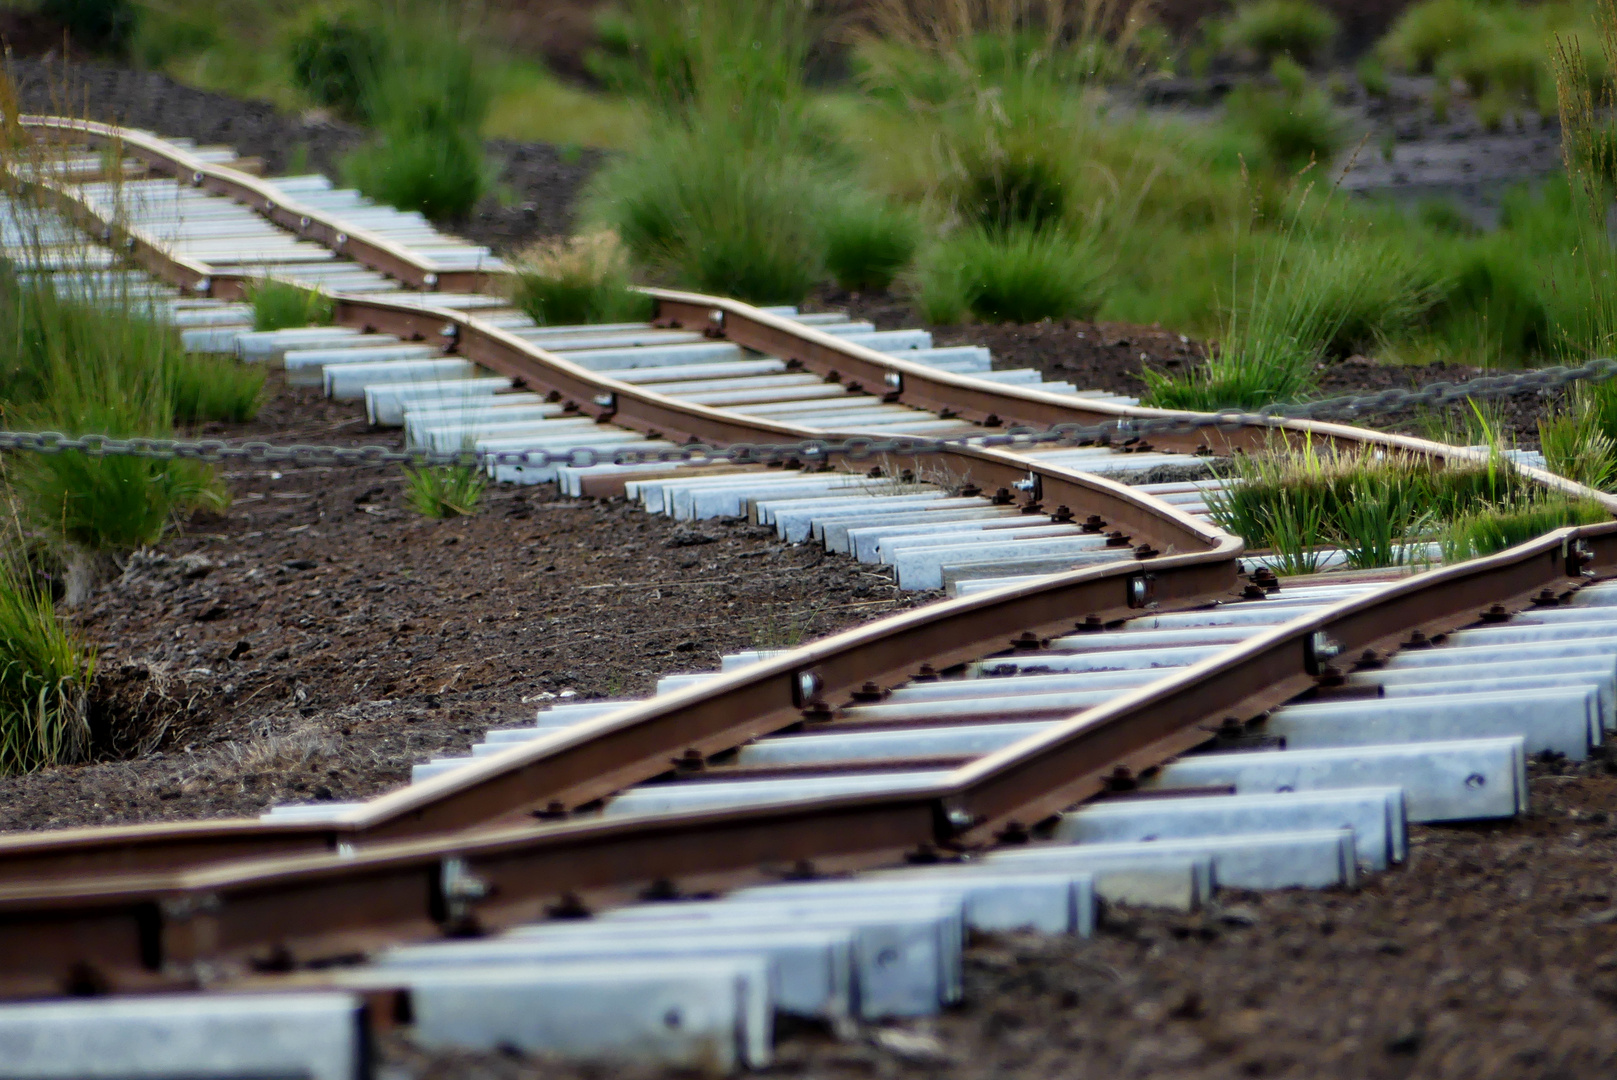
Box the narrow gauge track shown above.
[1,118,1617,1073]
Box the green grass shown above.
[585,122,832,305]
[1217,0,1339,65]
[1379,0,1603,123]
[403,464,486,518]
[917,226,1109,324]
[0,545,94,775]
[172,354,265,424]
[822,197,921,294]
[249,278,333,332]
[1206,442,1593,570]
[338,1,492,221]
[0,270,231,553]
[508,232,654,326]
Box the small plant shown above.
[508,232,653,326]
[403,464,486,518]
[250,279,334,332]
[287,10,384,119]
[946,123,1073,235]
[822,196,920,293]
[1219,0,1339,65]
[0,545,94,775]
[917,226,1109,324]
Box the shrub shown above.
[586,126,828,304]
[250,278,334,332]
[917,226,1110,324]
[508,231,653,326]
[1219,0,1338,65]
[41,0,136,53]
[0,548,94,775]
[822,197,920,293]
[288,10,385,119]
[403,464,486,518]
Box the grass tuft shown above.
[586,125,829,304]
[917,226,1108,324]
[340,1,491,220]
[508,231,653,326]
[171,355,265,424]
[822,197,921,293]
[249,278,333,332]
[1218,0,1339,65]
[403,464,487,519]
[0,545,94,775]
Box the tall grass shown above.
[0,541,94,775]
[1205,441,1584,570]
[507,232,653,326]
[0,269,229,554]
[917,225,1109,323]
[340,1,491,220]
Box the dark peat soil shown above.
[0,373,939,833]
[379,758,1617,1080]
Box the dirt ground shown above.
[0,373,939,833]
[373,757,1617,1080]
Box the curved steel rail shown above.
[0,522,1610,996]
[17,116,1610,512]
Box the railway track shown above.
[1,118,1616,1075]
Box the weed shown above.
[1208,441,1551,571]
[917,225,1109,324]
[1218,0,1338,66]
[1357,54,1391,97]
[508,231,654,326]
[403,464,486,519]
[823,197,921,293]
[249,278,333,332]
[0,543,94,775]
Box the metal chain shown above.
[1,357,1613,470]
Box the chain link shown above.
[2,357,1613,470]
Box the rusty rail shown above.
[0,522,1610,997]
[18,116,493,294]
